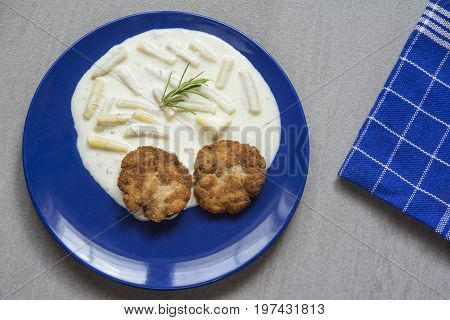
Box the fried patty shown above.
[118,146,192,222]
[194,140,266,214]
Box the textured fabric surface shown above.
[2,0,450,299]
[340,0,450,240]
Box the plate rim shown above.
[22,10,310,290]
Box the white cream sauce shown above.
[71,29,281,221]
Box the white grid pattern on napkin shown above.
[340,0,450,239]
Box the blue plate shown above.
[22,12,309,290]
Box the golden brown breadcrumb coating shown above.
[194,140,266,214]
[118,146,192,222]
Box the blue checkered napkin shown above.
[339,0,450,240]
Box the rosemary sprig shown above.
[160,63,209,115]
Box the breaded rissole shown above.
[118,146,192,222]
[194,140,266,214]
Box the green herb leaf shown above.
[160,64,209,115]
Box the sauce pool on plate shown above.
[71,28,281,221]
